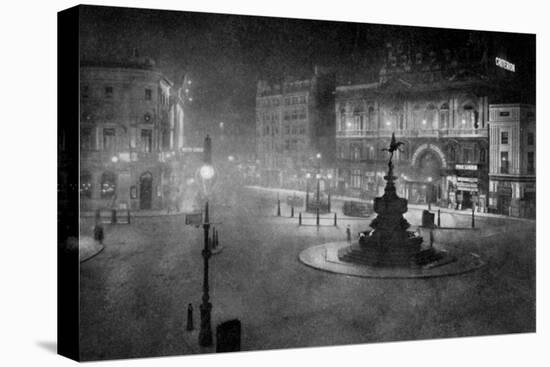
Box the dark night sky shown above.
[79,5,535,136]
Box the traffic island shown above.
[299,241,484,279]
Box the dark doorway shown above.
[140,172,153,210]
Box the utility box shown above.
[216,319,241,353]
[421,210,435,228]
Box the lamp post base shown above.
[198,301,213,347]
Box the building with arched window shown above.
[335,39,530,211]
[79,55,187,212]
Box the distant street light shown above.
[199,165,215,180]
[111,156,118,163]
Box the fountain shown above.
[298,132,484,278]
[338,133,445,267]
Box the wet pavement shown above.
[79,188,535,361]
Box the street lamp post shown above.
[316,153,321,207]
[199,200,213,347]
[198,135,214,347]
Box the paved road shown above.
[79,187,535,361]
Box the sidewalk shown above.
[79,236,105,263]
[80,209,189,218]
[244,185,536,223]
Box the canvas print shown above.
[57,4,536,361]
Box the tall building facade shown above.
[335,40,523,211]
[79,56,187,211]
[256,69,335,187]
[488,104,535,217]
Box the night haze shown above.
[78,5,535,140]
[58,4,537,362]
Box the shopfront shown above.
[446,163,488,211]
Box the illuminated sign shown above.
[181,147,204,153]
[495,57,515,72]
[457,177,478,183]
[455,164,478,171]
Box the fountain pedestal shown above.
[338,161,424,267]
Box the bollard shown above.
[428,202,431,211]
[346,225,351,242]
[471,205,475,228]
[298,212,302,226]
[277,199,281,217]
[328,192,331,213]
[111,209,117,224]
[437,209,441,227]
[316,207,320,227]
[429,230,434,248]
[216,229,220,248]
[186,303,194,331]
[291,205,294,218]
[334,212,337,226]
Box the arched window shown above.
[413,104,423,129]
[340,109,346,131]
[100,172,117,199]
[80,171,92,198]
[449,145,456,162]
[460,104,476,129]
[367,145,375,160]
[368,106,376,131]
[426,104,437,129]
[440,103,450,129]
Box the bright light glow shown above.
[428,177,433,182]
[327,174,333,180]
[111,156,118,163]
[462,119,466,124]
[199,165,215,180]
[346,122,352,128]
[185,89,189,93]
[186,178,195,185]
[386,121,391,126]
[228,155,235,161]
[422,120,427,125]
[306,173,311,179]
[188,80,192,85]
[316,173,321,179]
[220,122,224,128]
[189,97,193,102]
[316,153,321,159]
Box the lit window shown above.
[145,88,152,100]
[100,172,116,199]
[103,128,116,151]
[501,131,509,145]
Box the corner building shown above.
[79,57,186,212]
[488,104,535,217]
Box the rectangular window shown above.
[351,169,361,188]
[141,129,152,153]
[105,86,113,98]
[527,152,535,174]
[103,128,116,151]
[500,152,509,174]
[81,128,92,151]
[145,88,152,101]
[527,132,534,145]
[501,131,509,145]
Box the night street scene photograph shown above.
[58,4,536,362]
